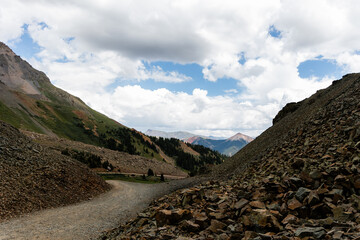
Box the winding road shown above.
[0,178,199,240]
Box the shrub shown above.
[147,168,154,176]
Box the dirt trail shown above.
[0,179,200,240]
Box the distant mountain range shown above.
[145,129,223,141]
[145,130,253,156]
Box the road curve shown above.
[0,178,199,240]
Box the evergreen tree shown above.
[147,168,154,176]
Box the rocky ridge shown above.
[100,73,360,239]
[0,120,110,221]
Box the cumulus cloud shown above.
[2,0,360,137]
[78,86,272,137]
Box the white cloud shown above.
[78,85,272,138]
[2,0,360,137]
[224,89,238,94]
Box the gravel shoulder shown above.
[0,178,201,240]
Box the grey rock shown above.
[295,187,311,202]
[294,227,326,239]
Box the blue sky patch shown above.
[10,24,42,60]
[107,61,241,96]
[238,52,246,65]
[268,25,281,38]
[297,58,343,79]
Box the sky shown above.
[1,0,359,138]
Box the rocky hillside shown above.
[0,120,110,221]
[101,73,360,239]
[23,130,187,177]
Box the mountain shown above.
[145,129,212,140]
[146,129,253,156]
[0,42,223,175]
[186,132,253,156]
[101,74,360,239]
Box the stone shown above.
[281,214,298,225]
[292,158,305,169]
[287,198,303,210]
[294,227,326,239]
[307,190,320,205]
[194,212,208,229]
[155,209,191,227]
[136,217,148,227]
[354,178,360,189]
[234,198,249,209]
[309,169,323,179]
[289,177,303,187]
[207,219,226,233]
[295,187,311,202]
[180,220,200,232]
[311,203,332,219]
[332,206,352,222]
[243,231,258,240]
[249,201,266,209]
[155,209,173,227]
[333,231,344,239]
[175,237,193,240]
[267,202,280,211]
[248,209,281,230]
[209,212,226,220]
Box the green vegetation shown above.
[61,148,114,170]
[99,173,164,184]
[0,101,43,133]
[147,168,154,176]
[0,47,227,180]
[1,96,224,176]
[150,137,225,175]
[101,127,161,160]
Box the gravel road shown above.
[0,178,200,240]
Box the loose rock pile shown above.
[101,74,360,240]
[0,121,110,221]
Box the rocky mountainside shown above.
[0,42,223,174]
[101,73,360,239]
[23,130,187,177]
[187,133,253,157]
[0,120,110,221]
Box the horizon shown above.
[2,1,359,138]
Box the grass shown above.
[98,173,166,184]
[0,101,44,133]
